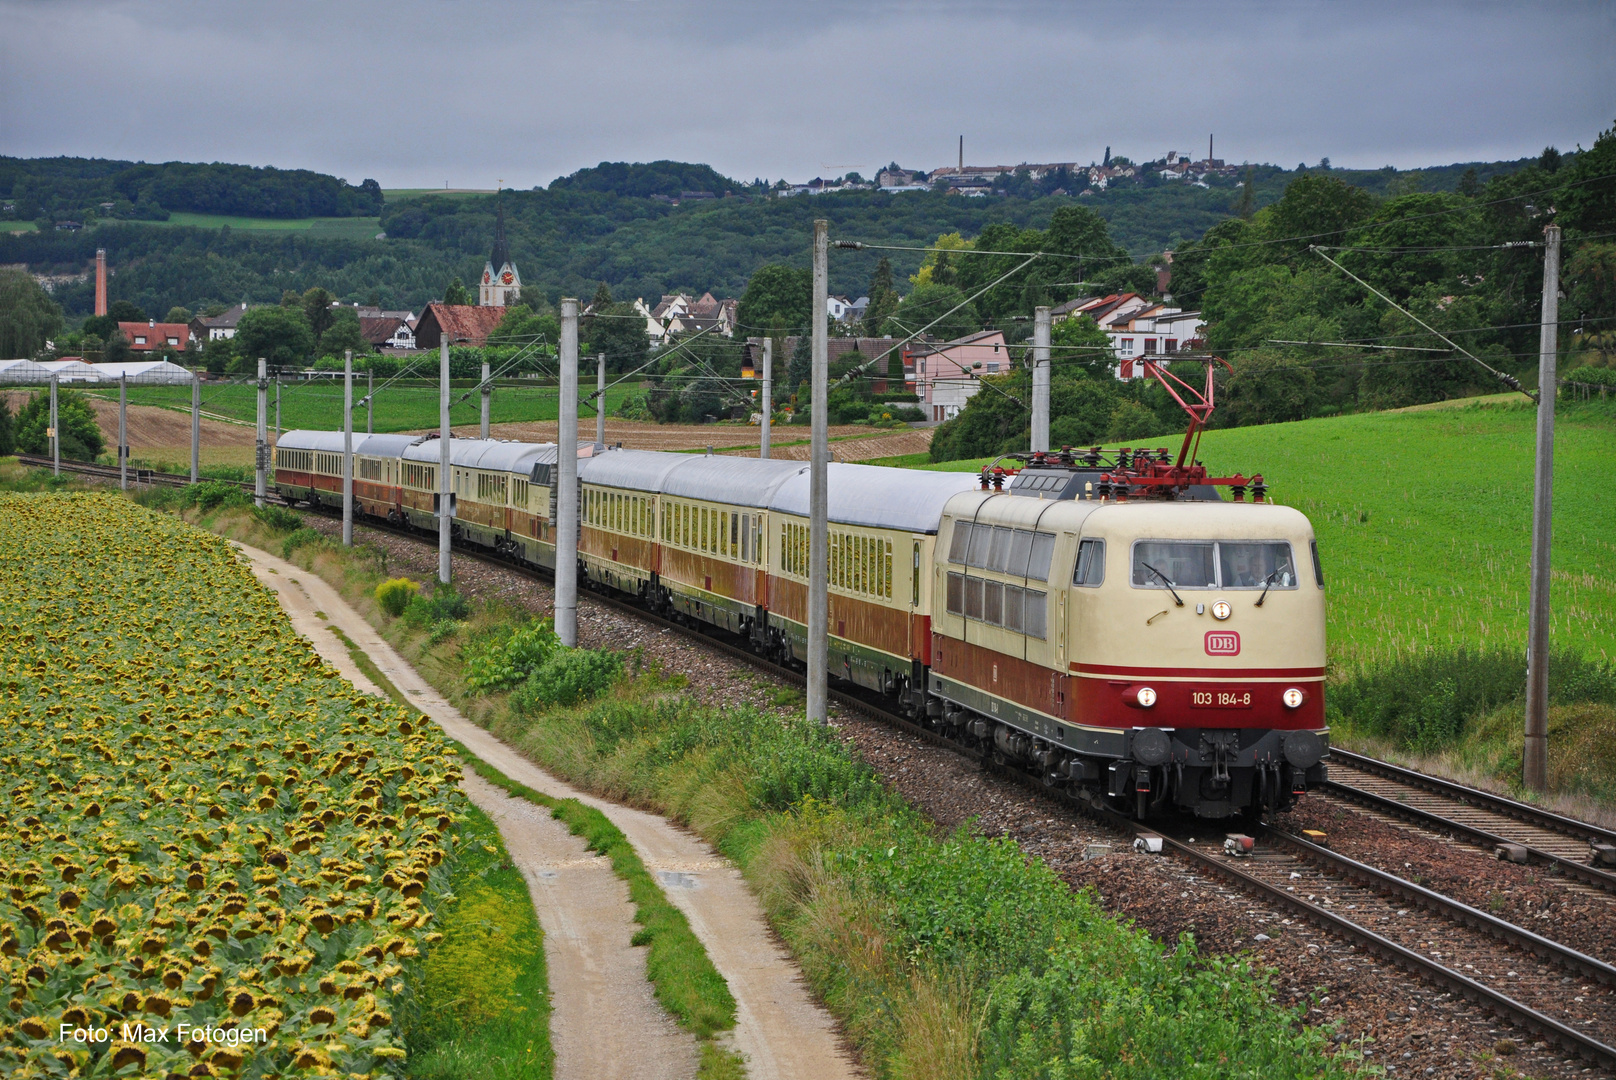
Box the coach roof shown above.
[578,448,689,492]
[276,429,353,454]
[770,464,983,534]
[354,433,425,457]
[662,455,803,506]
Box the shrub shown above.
[181,479,250,511]
[281,526,325,559]
[1562,365,1616,386]
[251,503,302,533]
[516,648,622,709]
[373,577,419,617]
[405,585,471,628]
[464,620,560,691]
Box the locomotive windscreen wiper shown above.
[1254,568,1283,607]
[1141,563,1184,606]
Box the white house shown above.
[1110,308,1206,379]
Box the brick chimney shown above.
[95,249,107,316]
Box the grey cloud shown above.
[2,0,1610,187]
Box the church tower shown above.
[479,204,520,307]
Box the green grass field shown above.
[88,380,635,433]
[381,189,496,200]
[5,221,38,233]
[916,399,1616,669]
[118,212,382,238]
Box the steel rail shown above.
[39,457,1616,1069]
[1320,779,1616,893]
[1329,747,1616,848]
[1263,826,1616,987]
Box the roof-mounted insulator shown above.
[980,471,991,491]
[991,467,1005,491]
[1083,446,1102,468]
[1251,474,1267,503]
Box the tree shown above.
[909,233,971,288]
[590,281,613,310]
[0,269,65,358]
[443,278,472,306]
[15,388,103,459]
[164,306,192,324]
[0,396,13,455]
[234,305,315,372]
[201,334,236,376]
[862,256,900,335]
[582,302,649,374]
[1216,351,1320,427]
[1558,119,1616,234]
[881,283,976,342]
[102,329,132,365]
[317,307,368,358]
[301,288,337,342]
[737,265,811,334]
[1050,315,1114,378]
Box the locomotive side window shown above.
[1027,532,1055,581]
[1073,538,1106,587]
[945,572,1048,639]
[1311,539,1324,588]
[948,521,972,563]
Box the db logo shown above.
[1205,631,1240,656]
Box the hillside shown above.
[916,398,1616,669]
[0,153,1537,321]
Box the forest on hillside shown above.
[0,157,383,224]
[0,151,1541,321]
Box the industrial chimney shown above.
[95,249,107,316]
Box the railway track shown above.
[15,455,258,493]
[28,454,1616,1070]
[1322,748,1616,891]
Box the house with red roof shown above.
[117,319,189,353]
[413,303,507,349]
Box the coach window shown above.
[1073,538,1106,587]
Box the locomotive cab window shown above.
[1131,540,1296,590]
[1310,539,1325,588]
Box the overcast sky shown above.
[3,1,1612,189]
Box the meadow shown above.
[128,213,383,238]
[84,379,636,434]
[914,398,1616,669]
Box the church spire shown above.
[490,202,511,272]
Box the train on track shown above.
[273,367,1328,819]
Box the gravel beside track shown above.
[304,513,1616,1079]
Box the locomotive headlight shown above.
[1136,687,1157,708]
[1211,600,1231,621]
[1282,687,1305,709]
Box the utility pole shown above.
[342,350,354,548]
[254,359,267,507]
[808,219,830,724]
[596,354,606,446]
[480,360,491,439]
[1031,305,1051,452]
[49,374,58,476]
[760,337,772,459]
[1524,224,1561,794]
[274,376,281,442]
[190,370,200,483]
[366,370,373,434]
[556,299,580,647]
[438,338,451,585]
[118,372,128,491]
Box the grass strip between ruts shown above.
[449,742,746,1074]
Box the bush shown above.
[464,620,560,691]
[281,526,325,559]
[515,648,622,709]
[1562,365,1616,387]
[375,577,421,617]
[405,585,471,628]
[251,503,302,533]
[181,479,250,512]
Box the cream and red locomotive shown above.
[273,368,1327,819]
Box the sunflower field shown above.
[0,493,463,1078]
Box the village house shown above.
[413,303,506,350]
[189,302,255,342]
[904,329,1008,421]
[118,319,189,353]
